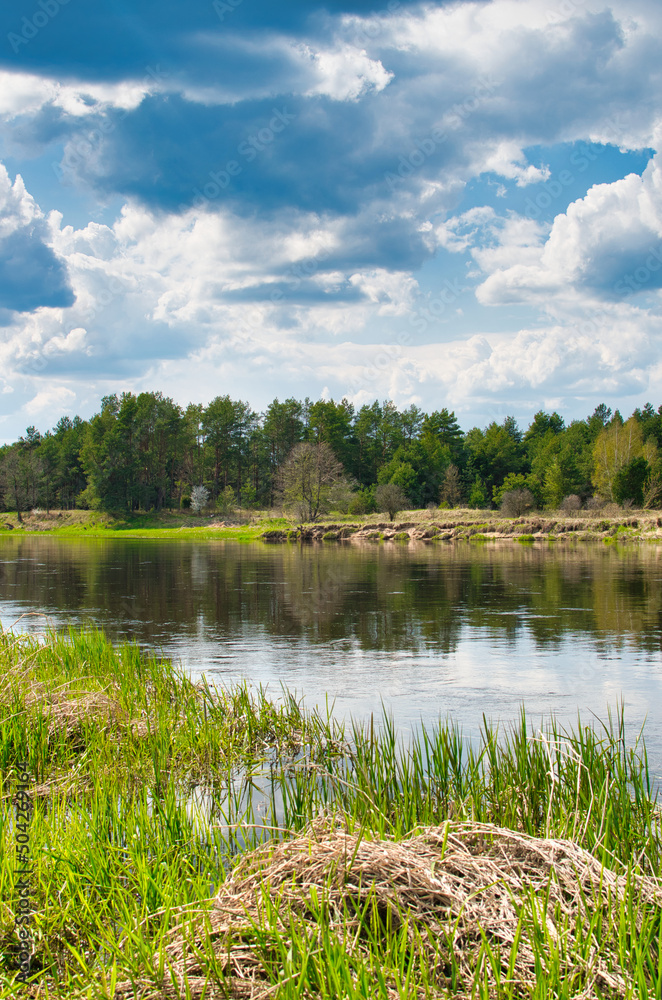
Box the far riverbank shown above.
[2,506,660,543]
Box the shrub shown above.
[190,485,210,513]
[216,485,236,516]
[76,485,102,511]
[439,464,463,507]
[560,494,581,513]
[643,473,662,509]
[349,487,375,516]
[375,483,409,520]
[468,475,489,508]
[500,488,535,517]
[240,484,257,509]
[493,473,543,509]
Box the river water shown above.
[1,535,661,778]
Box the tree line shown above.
[1,392,662,516]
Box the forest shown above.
[1,392,662,515]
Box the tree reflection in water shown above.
[1,536,661,776]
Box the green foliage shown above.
[3,393,662,518]
[592,416,652,501]
[277,441,351,521]
[378,459,417,499]
[465,417,526,496]
[613,456,650,506]
[542,459,571,509]
[492,472,542,508]
[468,474,488,508]
[348,485,375,515]
[240,484,257,509]
[75,484,102,511]
[216,485,237,515]
[307,398,356,472]
[203,395,257,498]
[633,400,662,447]
[523,409,565,444]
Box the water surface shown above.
[1,536,661,776]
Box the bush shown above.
[216,485,236,516]
[375,483,409,520]
[643,473,662,509]
[493,473,543,509]
[500,488,535,517]
[349,488,375,515]
[560,494,582,513]
[468,475,488,508]
[439,464,463,507]
[190,485,210,513]
[76,485,102,511]
[240,484,257,509]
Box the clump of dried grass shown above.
[0,633,163,744]
[132,818,662,999]
[1,658,126,736]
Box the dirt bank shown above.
[262,511,662,543]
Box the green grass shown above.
[0,510,271,541]
[0,629,660,997]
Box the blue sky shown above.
[1,0,662,441]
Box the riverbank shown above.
[2,506,662,543]
[0,508,266,540]
[1,628,660,997]
[267,510,662,544]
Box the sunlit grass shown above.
[0,628,660,997]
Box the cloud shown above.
[0,0,657,304]
[2,0,662,442]
[297,42,393,100]
[0,0,421,82]
[24,385,76,415]
[0,165,74,312]
[475,151,662,305]
[11,0,657,224]
[0,69,152,121]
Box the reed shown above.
[0,628,660,998]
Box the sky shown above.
[1,0,662,443]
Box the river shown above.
[1,535,661,778]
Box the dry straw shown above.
[126,817,662,999]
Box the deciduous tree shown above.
[277,442,350,522]
[375,482,409,520]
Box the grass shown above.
[0,628,660,997]
[2,507,661,544]
[0,509,270,541]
